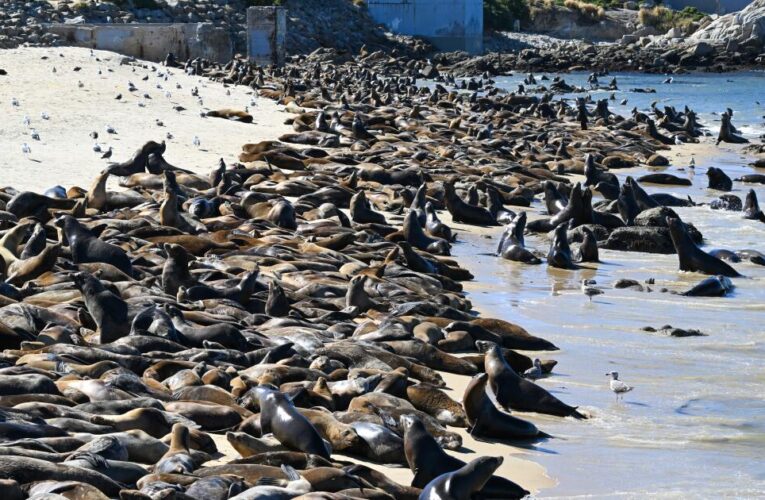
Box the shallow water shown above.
[450,73,765,497]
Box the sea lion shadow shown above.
[624,401,649,407]
[470,434,555,450]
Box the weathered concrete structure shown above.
[48,23,233,63]
[247,6,287,66]
[367,0,483,53]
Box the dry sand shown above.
[0,46,290,192]
[0,47,556,493]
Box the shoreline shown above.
[0,44,762,498]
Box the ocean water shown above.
[450,72,765,497]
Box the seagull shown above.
[11,97,19,107]
[101,147,113,160]
[606,371,634,400]
[690,157,695,168]
[166,132,174,140]
[663,77,673,84]
[523,359,543,380]
[90,131,99,140]
[30,129,40,141]
[23,116,31,127]
[192,136,201,148]
[93,143,102,153]
[41,112,50,120]
[106,125,117,134]
[21,143,31,156]
[581,279,603,302]
[77,80,84,88]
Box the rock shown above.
[603,226,676,253]
[614,279,644,290]
[688,41,714,57]
[646,154,669,166]
[634,206,678,227]
[566,224,609,243]
[642,325,706,337]
[689,0,765,51]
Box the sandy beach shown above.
[0,46,557,494]
[0,47,290,192]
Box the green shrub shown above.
[484,0,530,31]
[639,5,704,31]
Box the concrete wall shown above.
[247,6,287,66]
[367,0,484,53]
[48,23,233,63]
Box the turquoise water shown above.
[451,72,765,497]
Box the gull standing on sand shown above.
[101,147,113,160]
[606,372,634,400]
[23,115,31,127]
[93,143,102,153]
[30,129,40,141]
[41,111,50,120]
[193,136,201,148]
[21,143,31,157]
[581,279,604,302]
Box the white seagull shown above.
[192,136,201,148]
[581,279,604,302]
[523,358,543,380]
[21,143,31,156]
[606,371,634,400]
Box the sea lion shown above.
[6,243,61,286]
[547,223,577,269]
[419,456,505,500]
[543,180,568,215]
[637,173,691,186]
[402,210,450,256]
[0,457,121,496]
[743,189,765,222]
[706,167,732,191]
[256,387,332,460]
[155,424,195,474]
[497,212,540,264]
[350,190,386,225]
[57,215,133,276]
[73,272,129,343]
[424,202,453,242]
[401,414,528,498]
[161,243,196,296]
[666,217,740,277]
[443,181,497,226]
[576,226,599,262]
[683,275,734,297]
[462,372,546,440]
[484,342,585,418]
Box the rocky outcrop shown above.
[689,0,765,50]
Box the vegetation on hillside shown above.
[484,0,531,30]
[639,5,706,32]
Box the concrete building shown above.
[367,0,484,53]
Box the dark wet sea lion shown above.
[666,217,740,277]
[547,223,577,269]
[443,181,497,226]
[73,272,129,343]
[637,173,691,186]
[706,167,732,191]
[484,342,585,418]
[497,212,540,264]
[155,424,194,474]
[419,456,505,500]
[401,210,450,255]
[257,387,332,459]
[161,243,196,296]
[576,226,599,262]
[350,190,386,225]
[743,189,765,222]
[683,275,734,297]
[543,180,568,215]
[424,202,453,242]
[462,372,546,440]
[401,414,527,499]
[58,215,133,275]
